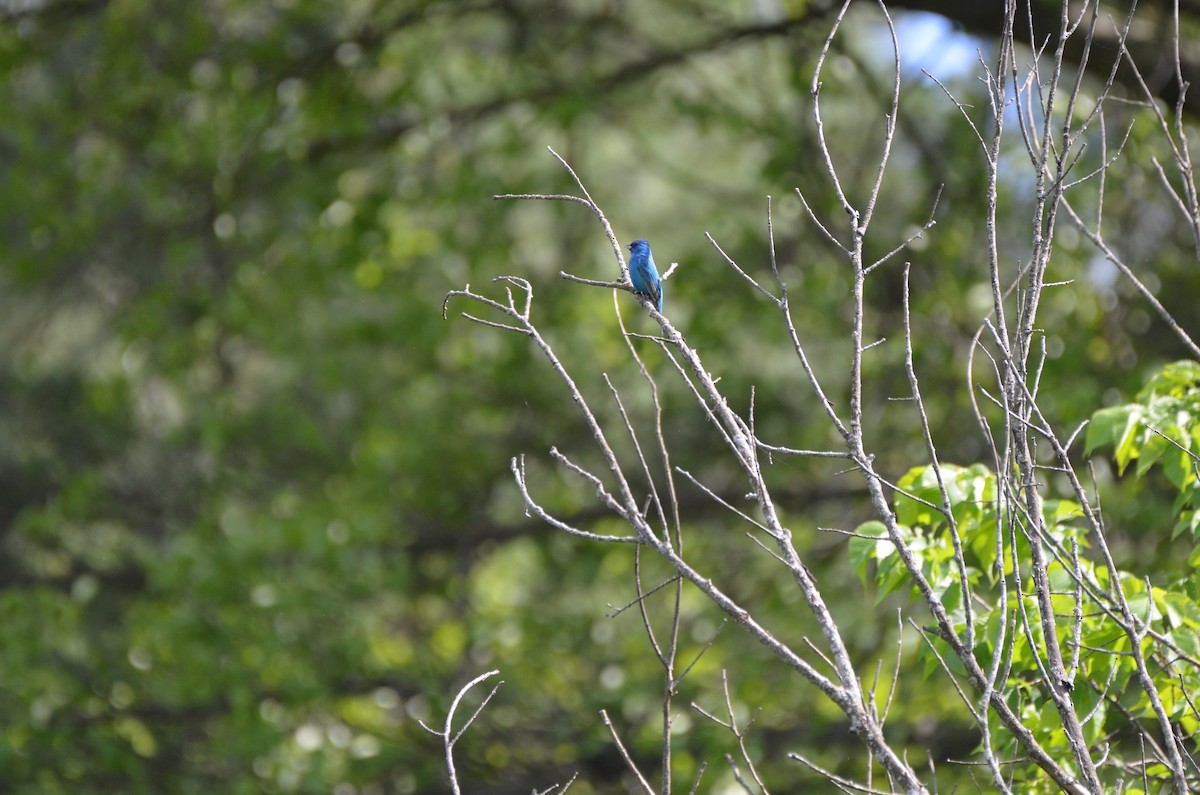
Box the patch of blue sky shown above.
[892,11,985,79]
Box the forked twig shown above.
[419,670,503,795]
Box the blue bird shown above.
[626,238,663,312]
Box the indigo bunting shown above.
[626,238,663,312]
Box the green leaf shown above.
[1134,429,1168,477]
[1169,628,1200,658]
[1172,510,1200,540]
[849,520,887,583]
[1086,404,1136,456]
[1043,499,1084,525]
[1161,436,1198,492]
[1113,406,1146,475]
[1137,360,1200,401]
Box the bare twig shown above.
[419,670,503,795]
[601,709,656,795]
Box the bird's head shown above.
[627,238,649,252]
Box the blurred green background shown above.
[1,1,1197,792]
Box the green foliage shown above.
[1087,360,1200,539]
[852,361,1200,787]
